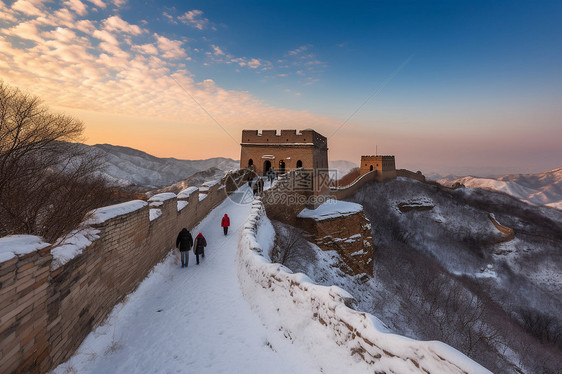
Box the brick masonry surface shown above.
[0,170,245,374]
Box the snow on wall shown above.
[177,186,198,199]
[238,199,491,374]
[148,192,177,207]
[149,208,162,221]
[0,235,50,262]
[86,200,148,225]
[50,228,100,270]
[177,201,189,211]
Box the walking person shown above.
[221,214,230,236]
[258,177,265,194]
[176,228,193,268]
[194,232,207,265]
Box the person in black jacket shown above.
[176,228,193,268]
[194,232,207,265]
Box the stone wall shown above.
[329,170,377,200]
[0,170,245,374]
[488,213,515,241]
[0,244,52,373]
[296,209,374,276]
[396,169,426,182]
[262,170,314,225]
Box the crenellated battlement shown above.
[361,155,395,161]
[241,129,326,147]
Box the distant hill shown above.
[88,144,357,188]
[328,160,358,180]
[438,167,562,210]
[88,144,238,188]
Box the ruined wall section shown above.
[297,209,374,276]
[396,169,426,182]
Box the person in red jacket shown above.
[221,213,230,236]
[194,232,207,265]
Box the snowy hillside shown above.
[88,143,353,187]
[329,160,358,180]
[335,178,562,373]
[438,167,562,209]
[89,144,238,188]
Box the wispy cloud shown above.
[154,33,186,59]
[162,11,177,24]
[211,44,224,56]
[104,15,144,35]
[65,0,88,16]
[178,9,209,30]
[86,0,106,9]
[288,45,308,56]
[280,44,326,85]
[11,0,44,17]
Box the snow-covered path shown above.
[54,186,318,374]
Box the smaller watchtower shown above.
[360,155,396,181]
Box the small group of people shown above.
[175,213,231,268]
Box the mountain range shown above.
[88,143,358,189]
[89,144,239,188]
[438,167,562,210]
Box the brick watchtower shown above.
[360,155,396,181]
[240,129,328,176]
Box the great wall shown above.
[1,129,490,373]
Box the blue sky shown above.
[1,0,560,176]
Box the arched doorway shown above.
[279,160,286,174]
[296,160,303,168]
[370,165,373,171]
[263,160,271,176]
[248,158,253,167]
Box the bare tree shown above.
[0,81,111,242]
[271,221,308,265]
